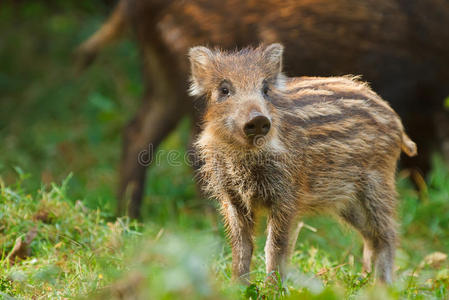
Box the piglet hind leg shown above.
[340,182,397,284]
[364,180,397,285]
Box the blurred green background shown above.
[1,2,449,299]
[0,1,201,223]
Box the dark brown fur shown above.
[77,0,449,218]
[190,44,416,284]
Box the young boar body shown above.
[191,45,417,284]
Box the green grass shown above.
[1,2,449,299]
[0,174,139,298]
[1,159,449,299]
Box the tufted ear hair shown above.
[262,43,284,77]
[188,46,214,96]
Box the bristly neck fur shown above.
[195,132,299,210]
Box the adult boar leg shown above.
[117,95,184,218]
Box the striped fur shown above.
[190,44,417,284]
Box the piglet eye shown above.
[263,85,269,96]
[220,87,230,96]
[262,82,270,97]
[217,80,232,101]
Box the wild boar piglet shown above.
[189,44,417,284]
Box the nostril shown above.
[261,122,271,135]
[244,122,257,136]
[245,123,256,130]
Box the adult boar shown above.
[77,0,449,218]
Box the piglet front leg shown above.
[265,207,295,282]
[220,199,255,284]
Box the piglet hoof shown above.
[361,270,372,279]
[264,271,282,287]
[236,274,251,286]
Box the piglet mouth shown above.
[246,134,269,148]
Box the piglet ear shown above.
[188,46,214,96]
[263,43,284,76]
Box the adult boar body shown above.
[79,0,449,218]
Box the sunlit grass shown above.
[1,157,449,299]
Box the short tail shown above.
[75,0,127,69]
[401,132,417,157]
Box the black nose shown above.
[243,114,271,137]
